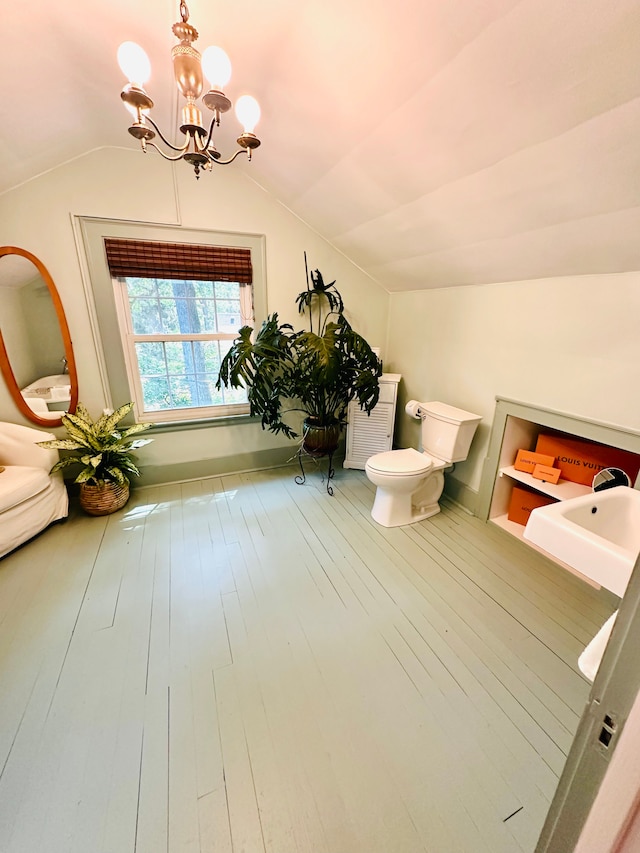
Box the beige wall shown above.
[0,286,34,388]
[0,147,389,478]
[386,274,640,495]
[0,275,65,389]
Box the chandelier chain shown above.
[179,2,189,23]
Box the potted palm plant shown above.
[216,260,382,455]
[37,401,153,515]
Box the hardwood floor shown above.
[0,466,617,853]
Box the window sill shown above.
[145,413,258,434]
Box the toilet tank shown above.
[420,402,482,463]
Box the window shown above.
[105,238,255,423]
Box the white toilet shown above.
[365,401,481,527]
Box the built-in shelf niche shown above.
[477,398,640,584]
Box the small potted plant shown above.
[37,402,153,515]
[217,257,382,456]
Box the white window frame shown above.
[112,276,253,423]
[77,218,267,427]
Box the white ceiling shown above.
[4,0,640,291]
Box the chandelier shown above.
[117,1,261,178]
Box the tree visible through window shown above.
[120,276,251,417]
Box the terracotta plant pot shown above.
[79,481,130,516]
[302,418,341,456]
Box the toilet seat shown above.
[366,448,432,476]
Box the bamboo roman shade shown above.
[104,238,253,284]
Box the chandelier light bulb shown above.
[235,95,261,133]
[117,41,151,86]
[201,46,232,90]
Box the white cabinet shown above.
[343,373,401,470]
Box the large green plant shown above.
[37,402,153,485]
[217,264,382,439]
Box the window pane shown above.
[130,298,162,334]
[168,375,198,408]
[156,280,175,297]
[216,299,242,332]
[136,341,166,375]
[166,375,222,409]
[224,385,250,405]
[126,278,249,335]
[202,372,228,406]
[126,277,157,297]
[197,299,218,333]
[135,339,248,411]
[161,341,184,373]
[126,278,251,415]
[200,341,222,374]
[158,297,181,333]
[140,376,172,411]
[193,281,215,298]
[164,341,199,376]
[214,282,240,299]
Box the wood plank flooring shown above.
[0,466,617,853]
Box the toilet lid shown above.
[366,448,433,475]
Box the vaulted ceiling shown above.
[4,0,640,291]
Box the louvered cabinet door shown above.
[343,374,400,469]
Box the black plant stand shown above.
[294,446,336,495]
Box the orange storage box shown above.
[535,432,640,487]
[514,449,555,474]
[507,485,557,526]
[532,463,561,485]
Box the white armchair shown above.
[0,421,69,559]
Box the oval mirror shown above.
[0,246,78,428]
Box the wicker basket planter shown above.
[79,481,130,516]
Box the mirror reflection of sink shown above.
[21,373,71,401]
[524,486,640,597]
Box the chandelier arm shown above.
[202,113,219,153]
[144,140,198,162]
[210,149,250,166]
[143,114,192,153]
